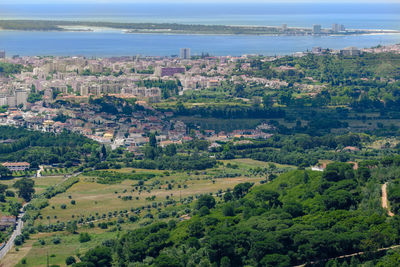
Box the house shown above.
[2,162,30,171]
[0,216,16,230]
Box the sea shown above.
[0,3,399,57]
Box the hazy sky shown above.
[2,0,399,3]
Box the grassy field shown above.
[0,176,65,194]
[0,159,278,266]
[34,169,261,224]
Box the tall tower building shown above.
[0,51,5,59]
[332,24,345,32]
[180,48,191,60]
[15,89,28,107]
[312,25,322,34]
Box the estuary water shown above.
[0,3,399,57]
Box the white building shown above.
[312,25,322,34]
[180,48,191,60]
[2,162,31,171]
[15,89,28,107]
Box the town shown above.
[1,44,399,159]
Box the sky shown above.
[1,0,399,3]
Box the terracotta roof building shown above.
[2,162,30,171]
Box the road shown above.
[382,183,394,217]
[294,244,400,267]
[0,171,81,261]
[0,204,26,260]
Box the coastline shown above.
[0,20,400,36]
[1,26,399,38]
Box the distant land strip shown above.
[0,20,399,36]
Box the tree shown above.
[165,144,177,156]
[101,145,107,161]
[222,203,235,216]
[263,94,274,108]
[65,256,76,265]
[13,178,35,202]
[254,189,281,208]
[220,257,231,267]
[260,254,290,267]
[79,232,91,243]
[195,195,216,210]
[234,84,245,97]
[0,183,7,194]
[224,192,233,202]
[79,246,112,266]
[154,254,182,267]
[149,133,157,148]
[199,206,210,216]
[0,165,12,178]
[233,182,254,199]
[66,221,77,234]
[188,220,204,238]
[145,146,157,160]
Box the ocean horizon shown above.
[0,3,399,57]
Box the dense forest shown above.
[0,126,99,168]
[72,158,400,267]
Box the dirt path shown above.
[294,244,400,267]
[382,183,394,217]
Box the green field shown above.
[1,159,273,267]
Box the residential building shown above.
[341,47,361,56]
[332,24,345,33]
[156,67,185,77]
[2,162,31,171]
[312,24,322,34]
[15,89,28,107]
[180,48,191,59]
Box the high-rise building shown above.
[180,48,191,59]
[0,51,5,59]
[332,24,345,32]
[312,25,322,34]
[15,89,28,107]
[282,24,288,31]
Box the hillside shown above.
[73,160,400,267]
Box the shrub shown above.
[199,206,210,216]
[60,204,67,209]
[65,256,76,265]
[14,235,24,246]
[98,222,108,229]
[223,203,235,216]
[79,232,91,243]
[5,190,15,197]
